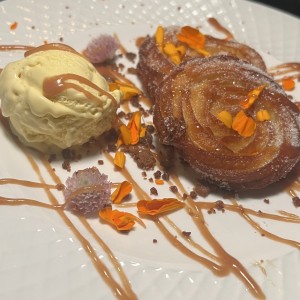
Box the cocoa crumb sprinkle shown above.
[153,170,162,179]
[182,231,191,237]
[215,200,225,212]
[292,196,300,208]
[62,161,71,172]
[150,187,158,196]
[169,185,178,193]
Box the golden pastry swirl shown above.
[138,26,266,101]
[153,56,300,190]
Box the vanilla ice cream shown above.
[0,43,121,153]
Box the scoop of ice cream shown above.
[0,43,121,153]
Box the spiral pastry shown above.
[138,26,266,100]
[153,56,300,190]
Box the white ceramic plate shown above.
[0,1,299,299]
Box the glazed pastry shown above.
[153,55,300,190]
[137,26,266,100]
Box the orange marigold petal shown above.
[113,151,126,168]
[10,21,18,30]
[177,26,206,51]
[256,109,271,122]
[155,25,164,46]
[128,111,142,145]
[232,110,256,137]
[155,179,164,185]
[99,207,144,231]
[282,78,295,91]
[217,110,233,128]
[119,124,132,145]
[137,198,185,216]
[240,85,266,109]
[111,181,133,204]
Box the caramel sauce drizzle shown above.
[43,73,117,107]
[24,43,79,57]
[268,62,300,82]
[0,45,35,52]
[105,151,267,299]
[207,17,234,41]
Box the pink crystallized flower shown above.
[84,34,119,64]
[63,167,111,216]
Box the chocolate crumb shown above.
[153,170,161,179]
[125,52,136,62]
[292,196,300,207]
[149,178,154,183]
[98,160,104,165]
[189,191,197,199]
[125,144,156,170]
[162,172,169,181]
[263,198,270,204]
[142,171,147,177]
[207,208,216,214]
[169,185,178,193]
[153,239,157,243]
[182,193,188,200]
[150,187,158,196]
[62,161,71,172]
[215,200,225,211]
[182,231,191,237]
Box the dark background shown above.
[0,0,299,17]
[248,0,300,17]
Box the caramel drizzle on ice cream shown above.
[0,43,118,108]
[43,73,117,107]
[24,43,79,57]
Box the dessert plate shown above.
[0,1,299,299]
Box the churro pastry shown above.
[153,55,300,190]
[138,26,266,100]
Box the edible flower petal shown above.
[118,111,144,146]
[163,43,185,65]
[111,181,133,204]
[99,206,145,231]
[155,25,164,51]
[240,85,266,109]
[109,80,140,101]
[177,26,209,56]
[137,198,185,216]
[217,110,233,128]
[119,124,132,145]
[232,110,256,137]
[127,111,142,145]
[256,109,271,121]
[282,77,295,91]
[114,151,126,168]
